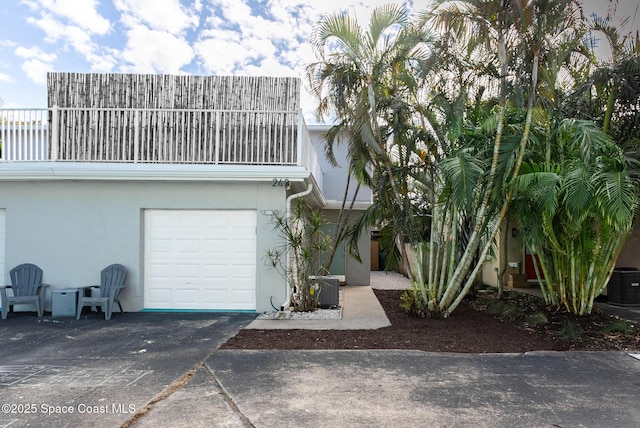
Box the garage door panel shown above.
[144,210,256,310]
[202,289,227,302]
[147,263,172,278]
[148,238,173,253]
[175,288,201,304]
[201,265,229,279]
[176,264,200,278]
[147,288,172,305]
[149,212,173,226]
[176,239,200,253]
[202,239,229,253]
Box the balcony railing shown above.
[0,107,318,168]
[0,109,49,161]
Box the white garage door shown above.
[144,210,257,310]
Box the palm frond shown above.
[562,164,594,217]
[593,169,637,231]
[440,148,485,210]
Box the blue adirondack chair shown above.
[0,263,49,319]
[76,264,127,320]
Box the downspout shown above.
[280,181,314,311]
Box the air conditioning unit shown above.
[313,276,340,308]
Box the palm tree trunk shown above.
[444,51,540,315]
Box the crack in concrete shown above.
[203,362,256,428]
[119,353,254,428]
[120,362,203,428]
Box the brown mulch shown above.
[221,289,640,353]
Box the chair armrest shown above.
[77,285,99,298]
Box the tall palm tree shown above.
[409,0,589,317]
[306,4,433,280]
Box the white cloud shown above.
[120,25,195,74]
[114,0,199,34]
[15,46,56,85]
[21,59,51,85]
[194,30,248,75]
[9,0,418,110]
[194,0,318,77]
[15,46,57,63]
[0,73,14,83]
[24,0,111,35]
[28,14,91,53]
[26,13,117,73]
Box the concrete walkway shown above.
[245,284,391,330]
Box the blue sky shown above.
[0,0,638,122]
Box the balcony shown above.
[0,107,322,187]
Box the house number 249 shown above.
[272,179,290,187]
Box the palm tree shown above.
[306,4,433,280]
[401,0,590,317]
[512,119,637,315]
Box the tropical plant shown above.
[265,199,331,312]
[511,119,637,315]
[306,4,433,281]
[566,11,640,182]
[401,0,589,317]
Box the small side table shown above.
[51,288,78,317]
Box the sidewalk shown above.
[245,284,391,330]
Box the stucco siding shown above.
[0,180,287,313]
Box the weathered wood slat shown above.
[45,73,300,164]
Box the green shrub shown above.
[400,285,428,318]
[526,312,549,326]
[600,320,635,336]
[559,320,583,343]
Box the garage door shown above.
[144,210,256,310]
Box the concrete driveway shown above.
[2,310,640,427]
[0,311,254,427]
[207,350,640,428]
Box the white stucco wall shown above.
[0,180,287,313]
[308,125,373,205]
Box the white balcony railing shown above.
[0,108,321,174]
[0,109,49,161]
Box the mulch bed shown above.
[221,289,640,353]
